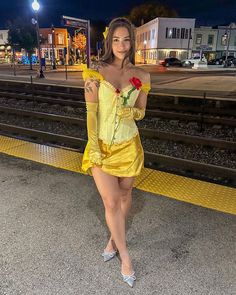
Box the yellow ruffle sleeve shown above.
[81,64,104,82]
[141,83,151,94]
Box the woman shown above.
[82,17,151,288]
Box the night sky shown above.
[1,0,236,29]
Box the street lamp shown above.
[32,0,44,78]
[51,25,56,69]
[187,33,192,59]
[222,24,232,68]
[143,40,147,64]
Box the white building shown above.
[135,17,196,64]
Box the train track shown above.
[0,89,236,128]
[0,106,235,150]
[0,79,235,184]
[0,78,236,113]
[0,108,235,184]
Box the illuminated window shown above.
[166,28,173,38]
[58,33,64,45]
[48,34,52,44]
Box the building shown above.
[39,27,69,65]
[0,30,12,63]
[135,17,196,64]
[192,23,236,60]
[215,23,236,58]
[192,26,218,60]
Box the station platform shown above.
[0,134,236,294]
[0,135,235,216]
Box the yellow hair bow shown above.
[103,27,109,39]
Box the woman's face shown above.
[111,26,131,61]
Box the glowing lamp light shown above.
[32,0,40,12]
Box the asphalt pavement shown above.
[0,153,235,295]
[0,64,236,99]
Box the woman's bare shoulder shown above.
[94,61,109,75]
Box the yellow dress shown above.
[82,67,151,177]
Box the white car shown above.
[182,56,207,67]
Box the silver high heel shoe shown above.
[102,249,117,262]
[121,271,136,288]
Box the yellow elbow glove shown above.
[117,107,145,121]
[86,102,102,165]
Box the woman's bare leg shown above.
[119,176,135,219]
[105,177,134,252]
[92,167,133,275]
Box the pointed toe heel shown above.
[121,271,136,288]
[101,250,117,262]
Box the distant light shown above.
[32,0,40,12]
[144,40,147,45]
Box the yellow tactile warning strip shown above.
[0,135,84,173]
[0,135,236,215]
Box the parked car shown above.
[231,58,236,66]
[182,56,207,67]
[208,55,235,65]
[159,57,182,67]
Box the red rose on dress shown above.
[129,77,142,90]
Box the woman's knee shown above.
[103,193,121,212]
[120,188,132,202]
[119,177,134,196]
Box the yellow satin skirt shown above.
[82,134,144,177]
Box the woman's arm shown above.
[117,71,151,121]
[84,77,102,165]
[134,71,150,110]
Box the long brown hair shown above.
[100,17,136,69]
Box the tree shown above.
[127,2,178,26]
[73,32,87,62]
[7,18,38,70]
[73,33,86,51]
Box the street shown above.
[0,63,236,99]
